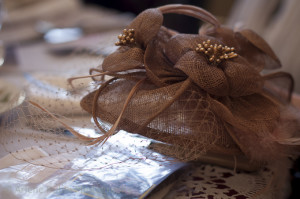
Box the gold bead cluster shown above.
[195,40,238,64]
[115,29,135,46]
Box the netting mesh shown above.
[0,97,173,171]
[81,78,241,162]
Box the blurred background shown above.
[1,0,300,88]
[0,0,299,198]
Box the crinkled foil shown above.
[0,129,186,199]
[0,69,186,199]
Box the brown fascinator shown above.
[77,4,300,170]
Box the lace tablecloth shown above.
[148,162,291,199]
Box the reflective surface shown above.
[44,28,83,44]
[0,129,186,199]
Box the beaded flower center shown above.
[196,40,237,65]
[115,29,135,46]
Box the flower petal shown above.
[175,51,229,96]
[204,26,240,49]
[144,29,187,86]
[102,47,144,72]
[165,34,215,64]
[165,34,217,63]
[205,26,281,71]
[128,8,163,47]
[222,56,263,97]
[238,29,281,69]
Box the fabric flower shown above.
[101,8,164,73]
[146,32,266,97]
[204,26,281,71]
[142,28,285,162]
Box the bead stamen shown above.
[115,29,135,46]
[195,40,238,64]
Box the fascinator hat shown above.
[68,4,299,170]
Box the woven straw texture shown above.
[79,4,299,168]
